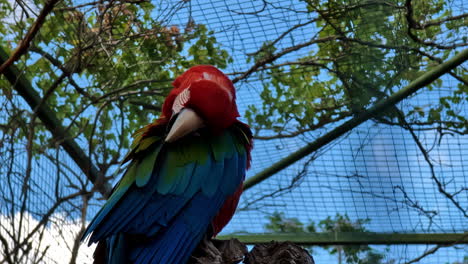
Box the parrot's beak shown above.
[165,108,204,143]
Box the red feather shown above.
[211,183,244,236]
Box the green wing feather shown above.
[82,121,251,242]
[135,144,162,187]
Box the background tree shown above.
[0,0,231,262]
[243,0,466,139]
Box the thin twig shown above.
[399,112,467,217]
[405,0,467,49]
[232,35,339,83]
[403,234,468,264]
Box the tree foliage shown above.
[0,1,231,262]
[0,0,231,175]
[244,0,467,139]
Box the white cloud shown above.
[0,212,95,264]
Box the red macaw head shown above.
[162,65,240,142]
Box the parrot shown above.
[81,65,253,264]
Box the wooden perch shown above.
[190,238,314,264]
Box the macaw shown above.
[81,65,253,264]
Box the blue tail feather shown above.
[128,190,225,264]
[86,127,250,263]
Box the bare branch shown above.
[8,190,88,258]
[240,155,315,211]
[0,233,14,264]
[246,19,318,57]
[232,35,339,83]
[29,46,97,101]
[403,234,468,264]
[228,0,267,15]
[253,110,350,140]
[421,13,468,28]
[405,0,467,49]
[399,112,467,217]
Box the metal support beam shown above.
[0,46,111,197]
[218,232,468,245]
[244,48,468,191]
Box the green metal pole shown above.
[218,232,468,245]
[244,48,468,191]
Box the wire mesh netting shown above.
[232,83,467,234]
[0,0,467,263]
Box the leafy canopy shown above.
[0,0,231,176]
[245,0,467,139]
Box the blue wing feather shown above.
[83,126,249,264]
[202,158,224,196]
[82,162,138,242]
[221,154,240,195]
[172,162,196,194]
[129,186,228,264]
[185,158,211,197]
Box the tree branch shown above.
[232,35,339,83]
[0,0,62,73]
[400,112,467,217]
[29,46,97,101]
[0,46,112,197]
[405,0,467,49]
